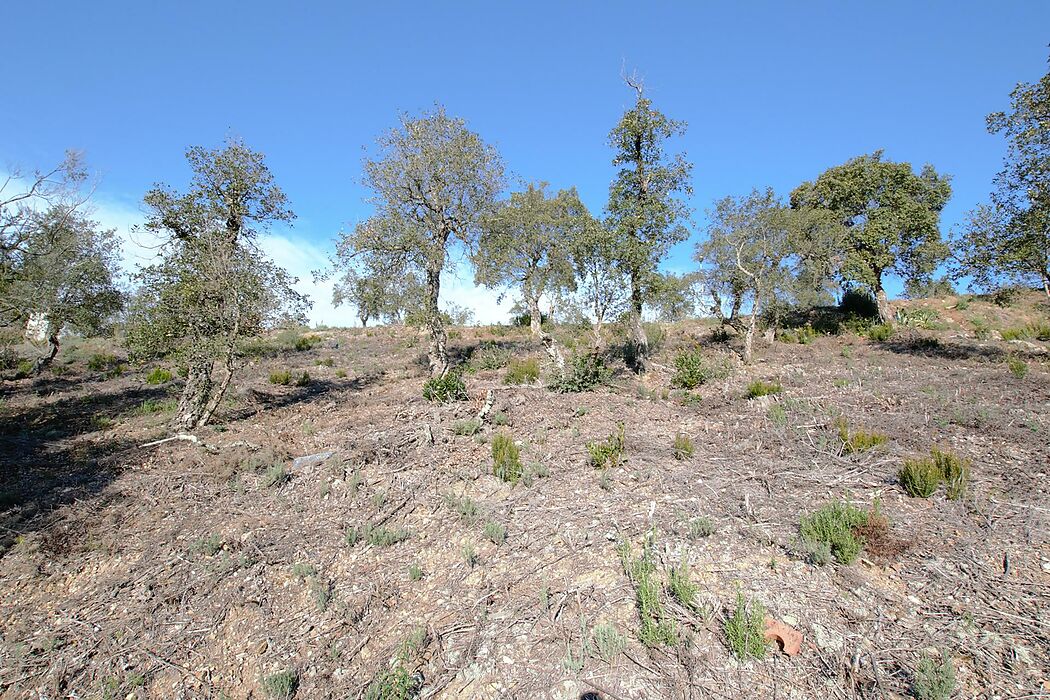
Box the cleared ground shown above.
[1,294,1048,699]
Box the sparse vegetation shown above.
[618,539,676,647]
[587,423,625,469]
[491,433,523,482]
[799,501,869,565]
[145,367,172,384]
[504,357,540,384]
[835,417,888,453]
[483,520,507,545]
[899,449,971,500]
[912,652,957,700]
[724,592,768,661]
[746,380,782,398]
[672,433,694,460]
[260,669,299,699]
[671,346,728,389]
[549,352,611,393]
[422,372,467,402]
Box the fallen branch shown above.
[476,389,495,423]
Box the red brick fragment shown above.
[763,616,803,656]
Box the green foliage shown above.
[483,520,507,545]
[452,419,481,436]
[260,670,299,699]
[591,623,626,662]
[443,492,480,523]
[667,563,699,611]
[799,501,870,565]
[548,352,611,392]
[315,357,334,367]
[125,140,307,431]
[261,464,290,488]
[746,380,782,398]
[912,652,957,700]
[671,346,728,389]
[422,372,467,402]
[470,341,511,371]
[346,524,411,547]
[1001,321,1050,341]
[408,564,423,581]
[724,592,769,661]
[462,543,479,567]
[503,357,540,385]
[327,106,505,377]
[895,307,943,329]
[491,433,523,483]
[473,183,584,331]
[87,353,120,372]
[899,449,971,499]
[835,418,888,453]
[791,151,952,321]
[866,323,894,341]
[688,516,716,539]
[672,433,694,460]
[1007,356,1028,378]
[767,403,788,427]
[290,562,317,580]
[363,664,420,700]
[778,325,817,344]
[955,57,1050,295]
[587,423,625,469]
[136,398,177,415]
[145,367,173,384]
[269,369,292,385]
[617,539,676,647]
[191,533,223,557]
[294,370,311,387]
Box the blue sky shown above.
[4,2,1048,324]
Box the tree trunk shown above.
[31,325,60,375]
[743,311,758,365]
[176,359,213,430]
[528,294,542,338]
[874,282,893,325]
[628,269,649,371]
[540,330,566,373]
[197,341,237,428]
[425,265,449,377]
[1042,274,1049,298]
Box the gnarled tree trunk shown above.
[176,358,213,430]
[528,293,542,338]
[874,281,893,325]
[31,321,61,375]
[628,270,649,371]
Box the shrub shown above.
[462,543,479,567]
[587,423,625,470]
[87,352,119,372]
[1001,322,1050,341]
[261,464,290,488]
[293,334,322,351]
[483,521,507,545]
[667,563,699,611]
[673,433,694,460]
[746,380,782,398]
[671,347,728,389]
[1007,357,1028,378]
[408,564,423,581]
[899,449,969,499]
[778,324,817,345]
[724,592,768,661]
[269,370,292,385]
[591,623,626,662]
[895,307,942,329]
[444,492,480,523]
[294,371,311,387]
[912,652,956,700]
[145,367,172,385]
[471,342,511,371]
[504,357,540,385]
[990,286,1021,307]
[363,664,419,700]
[688,516,716,539]
[866,324,894,341]
[618,540,675,647]
[935,449,971,500]
[799,501,869,565]
[137,398,177,415]
[835,418,888,453]
[839,289,879,318]
[346,524,411,547]
[452,419,481,436]
[492,433,523,483]
[335,369,348,378]
[549,353,611,393]
[315,357,334,367]
[422,372,467,402]
[260,670,298,699]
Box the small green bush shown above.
[293,334,322,351]
[87,353,119,372]
[492,433,523,483]
[591,623,626,662]
[618,540,675,647]
[145,367,172,385]
[504,357,540,385]
[688,516,716,539]
[587,423,625,470]
[778,325,817,344]
[346,524,411,547]
[549,353,611,393]
[935,449,971,500]
[470,342,511,371]
[799,501,869,565]
[671,346,727,389]
[137,398,177,415]
[261,464,290,488]
[269,369,293,385]
[335,369,348,378]
[452,419,481,436]
[363,664,419,700]
[443,492,480,523]
[315,357,334,367]
[990,286,1021,307]
[866,324,894,341]
[408,564,423,581]
[294,371,311,387]
[483,521,507,545]
[835,418,888,453]
[1001,322,1050,341]
[260,670,298,699]
[1007,356,1028,378]
[746,380,782,399]
[724,592,768,661]
[899,449,970,499]
[667,563,699,611]
[422,372,467,402]
[672,433,694,460]
[912,652,956,700]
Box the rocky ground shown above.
[0,294,1048,699]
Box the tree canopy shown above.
[791,151,951,322]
